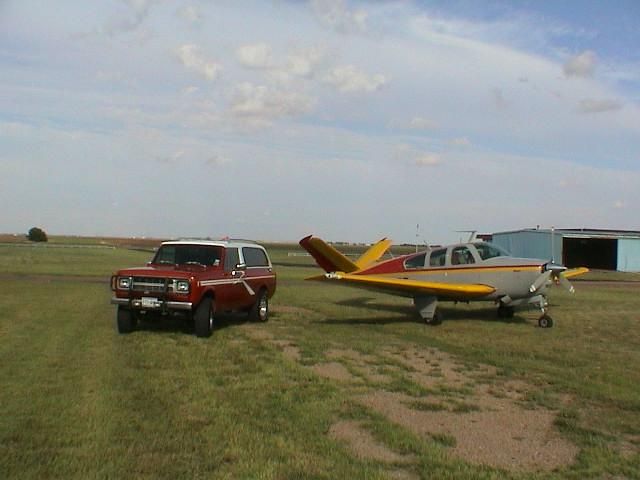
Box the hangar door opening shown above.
[563,237,617,270]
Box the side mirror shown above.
[235,263,247,270]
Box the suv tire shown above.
[249,289,269,322]
[117,306,136,334]
[194,297,214,338]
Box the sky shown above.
[1,0,639,244]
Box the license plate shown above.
[141,297,158,308]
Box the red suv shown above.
[111,240,276,337]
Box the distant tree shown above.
[27,227,48,242]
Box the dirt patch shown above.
[620,435,640,459]
[271,339,302,362]
[239,328,578,472]
[358,390,578,471]
[326,348,394,384]
[311,362,356,382]
[240,325,274,341]
[240,324,302,361]
[381,346,497,391]
[329,420,414,464]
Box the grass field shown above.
[0,240,639,479]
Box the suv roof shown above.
[161,239,265,249]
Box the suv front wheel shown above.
[117,306,137,334]
[194,297,214,338]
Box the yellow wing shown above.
[312,273,495,299]
[562,267,589,279]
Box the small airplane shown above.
[299,235,589,328]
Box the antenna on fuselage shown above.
[455,230,477,243]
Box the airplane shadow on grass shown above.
[318,296,529,326]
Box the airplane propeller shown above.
[529,263,574,294]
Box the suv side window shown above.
[243,247,269,267]
[224,247,240,272]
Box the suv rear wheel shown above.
[194,297,214,338]
[249,289,269,322]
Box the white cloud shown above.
[564,50,597,77]
[312,0,367,33]
[450,137,471,147]
[324,65,387,93]
[408,116,437,130]
[105,0,159,34]
[176,44,222,80]
[415,153,442,167]
[206,153,231,166]
[236,43,275,69]
[577,98,623,114]
[0,121,34,137]
[181,86,199,96]
[394,144,443,167]
[230,82,315,126]
[177,5,203,24]
[389,116,437,130]
[156,150,184,164]
[285,48,325,78]
[491,88,508,110]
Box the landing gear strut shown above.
[414,295,441,325]
[537,297,553,328]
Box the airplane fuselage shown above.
[358,242,547,302]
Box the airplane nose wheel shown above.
[538,314,553,328]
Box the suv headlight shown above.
[118,277,132,289]
[175,280,190,293]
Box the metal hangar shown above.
[489,228,640,272]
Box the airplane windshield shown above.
[475,242,509,260]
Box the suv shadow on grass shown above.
[123,311,258,336]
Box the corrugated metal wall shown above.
[491,230,561,261]
[492,230,640,272]
[617,239,640,272]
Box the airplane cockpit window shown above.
[451,246,475,265]
[404,252,427,269]
[475,242,508,260]
[428,248,447,267]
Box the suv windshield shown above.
[153,244,222,266]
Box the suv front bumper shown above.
[111,297,193,311]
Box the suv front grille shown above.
[131,277,174,293]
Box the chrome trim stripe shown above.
[198,275,275,287]
[199,279,239,287]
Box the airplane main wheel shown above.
[538,315,554,328]
[424,309,442,326]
